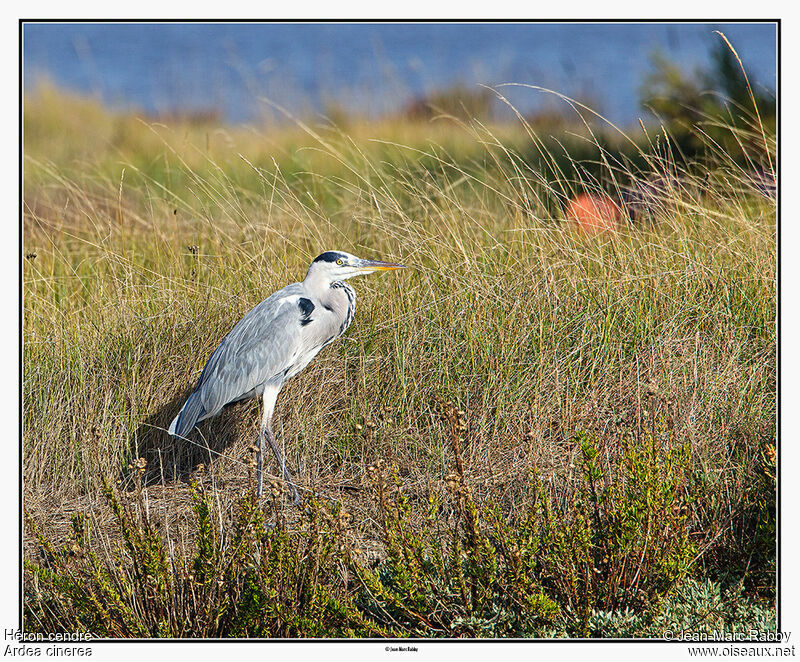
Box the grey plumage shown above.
[169,250,405,504]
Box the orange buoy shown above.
[565,193,621,235]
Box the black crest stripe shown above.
[313,251,346,264]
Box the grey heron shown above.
[169,250,405,504]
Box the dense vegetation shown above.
[23,42,776,637]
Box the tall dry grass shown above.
[23,84,776,632]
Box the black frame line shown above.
[18,16,781,645]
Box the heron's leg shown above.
[258,384,301,505]
[264,426,302,505]
[256,386,278,501]
[256,428,265,499]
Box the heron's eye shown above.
[336,258,344,265]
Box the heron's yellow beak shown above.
[357,259,406,272]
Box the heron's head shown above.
[305,251,405,284]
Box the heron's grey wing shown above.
[193,285,307,418]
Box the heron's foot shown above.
[289,485,303,507]
[256,478,302,507]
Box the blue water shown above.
[22,22,777,126]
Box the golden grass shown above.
[23,85,776,603]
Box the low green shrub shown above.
[24,398,773,638]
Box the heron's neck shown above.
[303,269,330,293]
[330,280,356,296]
[303,271,356,301]
[329,281,357,334]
